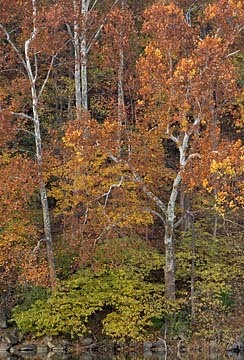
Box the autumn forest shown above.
[0,0,244,346]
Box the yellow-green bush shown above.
[12,238,169,341]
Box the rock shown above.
[3,334,19,346]
[36,345,49,353]
[0,342,10,352]
[80,337,93,347]
[177,338,187,353]
[151,338,167,353]
[19,344,37,352]
[154,338,167,346]
[227,340,244,353]
[152,346,166,353]
[46,338,55,350]
[0,308,8,330]
[8,347,17,354]
[51,345,67,353]
[143,341,153,350]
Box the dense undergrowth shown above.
[12,234,244,343]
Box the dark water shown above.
[0,352,244,360]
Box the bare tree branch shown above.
[185,152,201,165]
[132,169,167,214]
[108,152,167,214]
[103,176,124,208]
[38,39,71,100]
[226,49,240,58]
[38,56,55,100]
[143,207,165,225]
[66,23,74,40]
[33,238,45,253]
[89,0,99,12]
[0,23,28,73]
[24,0,38,84]
[86,0,120,53]
[223,218,244,230]
[165,125,179,145]
[12,112,34,121]
[16,128,35,136]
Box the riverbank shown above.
[1,326,244,360]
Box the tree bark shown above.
[25,0,56,291]
[32,100,56,291]
[69,0,120,114]
[164,171,182,299]
[81,0,89,111]
[73,0,82,115]
[117,0,126,128]
[81,37,88,111]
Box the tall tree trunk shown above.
[73,0,82,116]
[118,46,125,127]
[163,130,193,299]
[81,0,89,111]
[81,37,88,111]
[210,104,219,237]
[117,0,126,155]
[25,0,56,291]
[32,101,56,291]
[164,172,182,299]
[118,0,126,128]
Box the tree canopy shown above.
[0,0,243,343]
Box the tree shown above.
[134,1,243,299]
[63,0,120,117]
[0,0,60,290]
[101,1,137,132]
[0,120,40,303]
[47,1,243,300]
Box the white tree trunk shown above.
[25,0,56,291]
[81,37,88,111]
[164,172,182,299]
[73,0,82,114]
[32,100,56,291]
[70,0,120,114]
[81,0,89,111]
[1,0,57,291]
[163,132,189,299]
[118,0,126,128]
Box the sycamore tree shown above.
[132,1,243,299]
[134,0,243,299]
[48,0,243,301]
[55,0,121,116]
[0,0,67,290]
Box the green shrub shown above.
[12,238,173,341]
[14,285,49,313]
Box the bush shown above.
[12,238,174,341]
